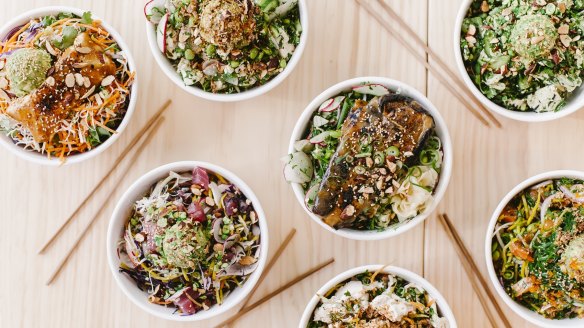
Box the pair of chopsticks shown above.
[355,0,501,128]
[42,100,172,285]
[214,228,334,328]
[438,213,511,328]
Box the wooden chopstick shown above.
[375,0,502,128]
[45,117,165,285]
[355,0,492,128]
[38,100,172,254]
[438,214,511,328]
[214,258,335,328]
[239,228,297,310]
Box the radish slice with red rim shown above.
[330,96,345,111]
[319,98,334,112]
[352,84,390,96]
[144,0,165,24]
[156,13,169,54]
[309,131,330,144]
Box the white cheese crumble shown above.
[370,294,415,322]
[527,84,562,112]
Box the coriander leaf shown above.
[81,11,93,24]
[53,26,78,49]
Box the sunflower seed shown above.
[65,73,75,88]
[560,35,572,47]
[72,62,90,69]
[74,73,84,86]
[465,36,477,44]
[81,85,96,99]
[134,233,144,242]
[95,93,103,105]
[45,76,55,87]
[531,36,545,44]
[45,41,58,56]
[101,75,115,87]
[76,47,92,54]
[558,25,569,35]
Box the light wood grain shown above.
[0,0,555,327]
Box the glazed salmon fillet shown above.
[312,93,435,229]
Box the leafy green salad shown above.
[461,0,584,113]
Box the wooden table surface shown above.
[5,0,580,327]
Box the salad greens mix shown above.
[118,167,261,315]
[491,178,584,319]
[308,270,449,327]
[461,0,584,113]
[146,0,302,94]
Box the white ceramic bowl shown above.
[288,77,453,241]
[454,0,584,122]
[0,6,138,166]
[107,161,269,321]
[485,170,584,327]
[299,264,458,327]
[145,0,308,102]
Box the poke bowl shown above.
[0,6,138,165]
[454,0,584,122]
[486,170,584,327]
[299,265,457,327]
[144,0,308,102]
[107,161,269,321]
[285,77,452,241]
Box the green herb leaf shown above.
[81,11,93,24]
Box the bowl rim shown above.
[144,0,308,102]
[106,161,269,322]
[298,264,458,328]
[0,6,139,166]
[484,170,584,327]
[453,0,584,123]
[287,76,453,241]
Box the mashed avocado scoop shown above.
[6,48,52,97]
[163,221,209,269]
[510,15,558,62]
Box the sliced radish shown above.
[309,131,331,144]
[294,139,314,152]
[330,96,345,111]
[352,84,390,96]
[304,183,319,209]
[283,152,313,184]
[318,98,334,112]
[156,13,169,54]
[144,0,164,24]
[313,115,329,128]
